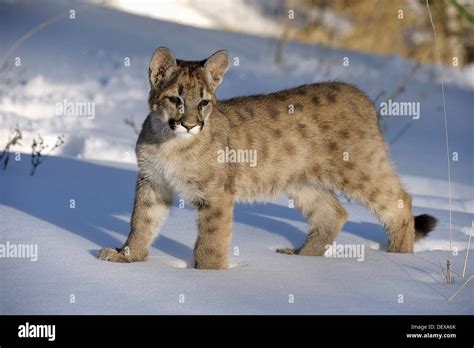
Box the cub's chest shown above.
[140,149,206,200]
[143,152,186,183]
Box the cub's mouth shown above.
[163,119,203,139]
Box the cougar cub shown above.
[97,48,437,269]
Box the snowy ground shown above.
[0,0,473,314]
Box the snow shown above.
[102,0,284,38]
[0,0,473,314]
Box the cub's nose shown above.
[181,121,197,131]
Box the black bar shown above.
[0,315,472,346]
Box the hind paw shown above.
[276,247,296,255]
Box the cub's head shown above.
[148,47,229,139]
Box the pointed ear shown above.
[149,47,177,89]
[204,50,229,89]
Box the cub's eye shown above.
[199,100,210,108]
[167,96,181,105]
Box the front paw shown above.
[97,247,132,263]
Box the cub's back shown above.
[215,81,382,163]
[214,82,384,202]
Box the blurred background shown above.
[104,0,474,66]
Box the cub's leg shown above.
[278,185,348,256]
[194,194,234,269]
[97,174,173,262]
[357,177,415,253]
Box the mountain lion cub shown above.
[97,48,437,269]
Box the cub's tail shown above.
[414,214,438,240]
